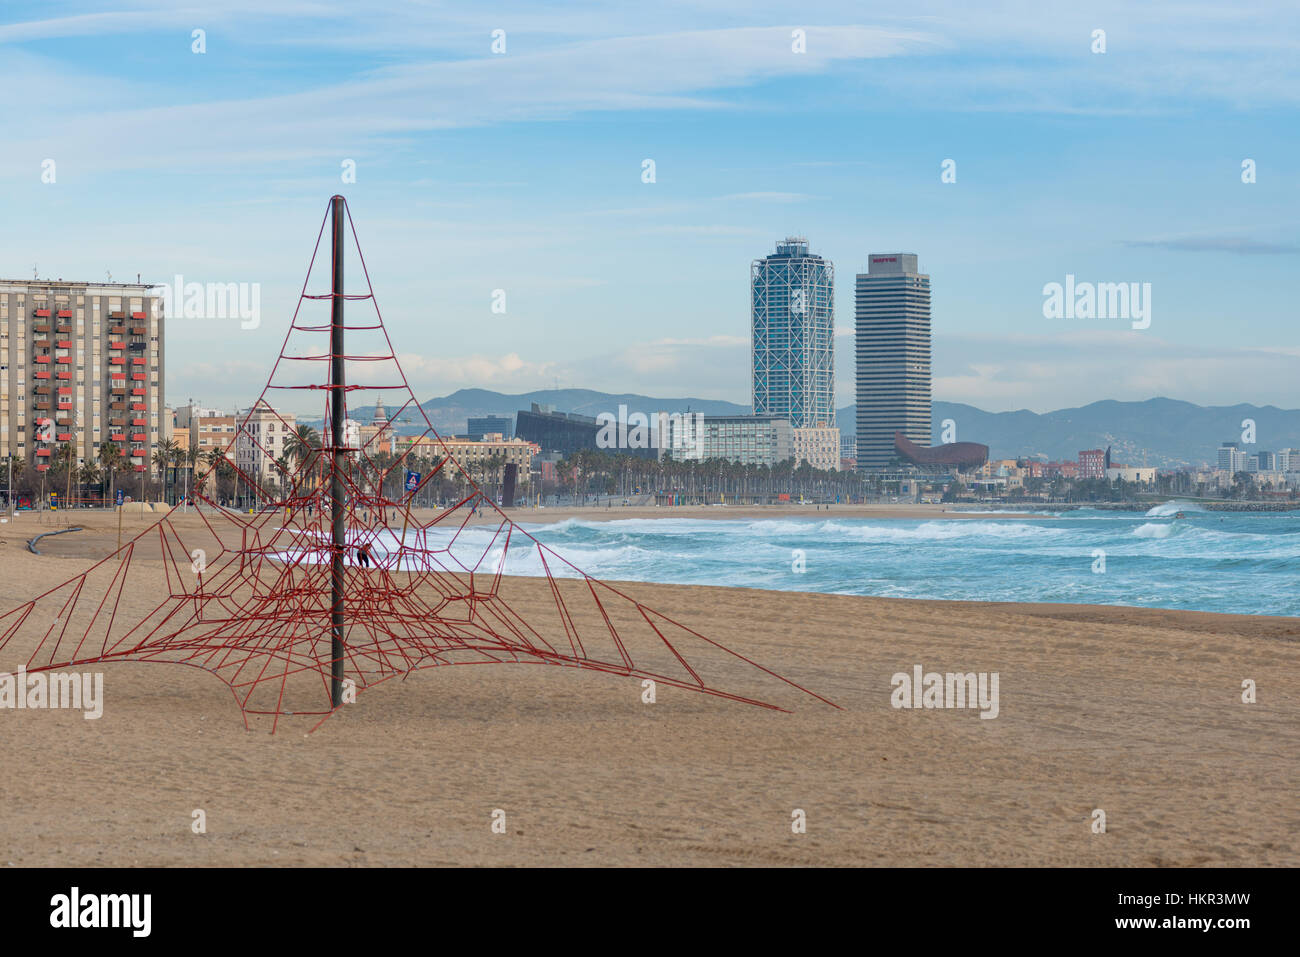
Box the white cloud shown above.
[0,24,936,176]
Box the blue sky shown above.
[1,1,1297,416]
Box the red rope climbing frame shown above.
[0,197,836,731]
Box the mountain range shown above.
[402,390,1297,468]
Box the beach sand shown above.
[0,508,1295,867]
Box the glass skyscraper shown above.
[855,253,931,469]
[750,238,835,430]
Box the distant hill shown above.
[315,389,1296,468]
[836,398,1300,468]
[417,388,750,434]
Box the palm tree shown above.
[285,425,322,490]
[98,442,124,506]
[483,453,506,504]
[152,446,171,504]
[274,453,291,499]
[181,443,200,505]
[78,462,101,504]
[55,442,76,509]
[201,448,233,503]
[162,439,182,503]
[3,453,25,513]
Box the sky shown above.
[1,0,1297,417]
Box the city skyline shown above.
[2,2,1298,416]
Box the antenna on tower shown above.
[106,269,113,283]
[32,263,37,279]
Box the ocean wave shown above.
[268,512,1299,616]
[1132,522,1177,539]
[1145,500,1207,517]
[823,520,1071,543]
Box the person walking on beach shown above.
[356,542,371,568]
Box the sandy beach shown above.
[0,508,1295,867]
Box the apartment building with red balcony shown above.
[0,279,164,476]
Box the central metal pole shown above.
[329,195,347,708]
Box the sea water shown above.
[276,502,1300,617]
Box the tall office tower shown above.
[751,238,835,430]
[855,253,931,469]
[0,279,164,484]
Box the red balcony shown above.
[132,418,146,426]
[57,432,72,441]
[36,449,51,457]
[131,402,146,411]
[56,340,71,348]
[34,355,50,363]
[108,311,124,319]
[111,372,125,380]
[131,312,145,319]
[132,388,146,396]
[109,341,124,350]
[110,433,126,442]
[132,357,146,365]
[57,387,71,395]
[32,338,50,348]
[34,371,51,380]
[56,371,72,379]
[34,309,50,318]
[36,464,49,472]
[130,326,147,335]
[57,310,72,319]
[134,464,145,472]
[56,356,71,364]
[132,373,146,381]
[58,403,73,411]
[32,323,50,333]
[132,433,146,442]
[109,357,125,365]
[34,401,51,410]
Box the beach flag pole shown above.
[329,195,347,709]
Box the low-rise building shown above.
[1106,465,1156,483]
[176,404,237,457]
[1078,449,1107,479]
[658,413,793,468]
[793,426,840,471]
[395,432,539,483]
[235,399,296,489]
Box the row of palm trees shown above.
[261,426,505,508]
[2,438,197,508]
[552,449,875,504]
[5,420,523,511]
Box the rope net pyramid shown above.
[0,197,834,731]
